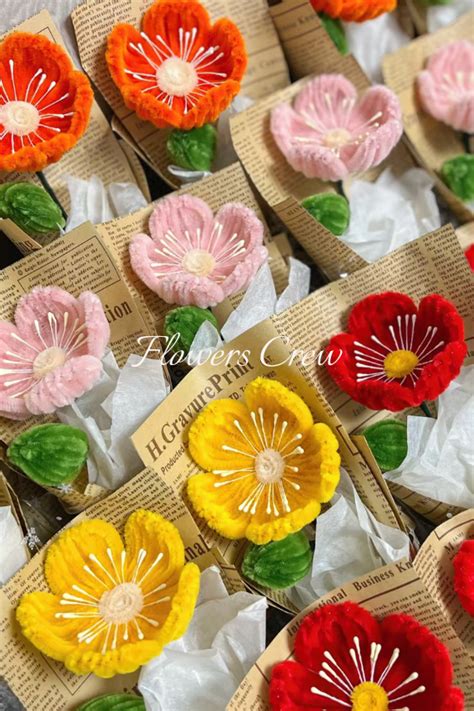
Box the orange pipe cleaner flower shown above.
[106,0,247,130]
[311,0,397,22]
[0,33,93,173]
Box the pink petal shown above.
[158,272,225,308]
[14,287,83,351]
[129,233,167,296]
[78,292,110,358]
[210,202,265,275]
[148,194,214,251]
[25,355,103,415]
[0,393,30,420]
[220,245,269,297]
[0,321,35,417]
[294,74,357,126]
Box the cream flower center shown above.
[156,57,198,97]
[324,128,351,149]
[33,346,67,378]
[182,248,216,276]
[0,100,40,136]
[98,582,144,625]
[255,449,285,484]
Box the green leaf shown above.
[167,124,217,172]
[441,155,474,202]
[164,306,219,355]
[318,13,348,55]
[0,182,65,234]
[363,419,408,472]
[302,193,350,236]
[242,531,312,590]
[75,694,145,711]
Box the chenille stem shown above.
[419,401,433,418]
[35,171,68,224]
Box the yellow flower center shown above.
[0,100,40,136]
[156,57,198,97]
[182,248,216,277]
[33,346,67,378]
[255,448,285,484]
[351,681,389,711]
[98,582,144,625]
[383,349,419,379]
[324,128,351,149]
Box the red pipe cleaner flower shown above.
[465,244,474,272]
[325,292,467,412]
[453,540,474,617]
[270,601,464,710]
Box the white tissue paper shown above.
[186,320,224,367]
[221,263,277,342]
[58,352,170,490]
[275,257,311,314]
[139,566,267,711]
[342,168,440,263]
[289,470,410,610]
[385,366,474,508]
[427,0,472,33]
[0,506,28,584]
[64,174,147,230]
[344,12,409,83]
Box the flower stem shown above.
[419,401,432,417]
[35,171,68,224]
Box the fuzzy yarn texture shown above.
[0,32,92,172]
[311,0,396,21]
[16,510,200,678]
[417,40,474,134]
[106,0,247,130]
[453,539,474,617]
[271,74,403,182]
[0,286,110,419]
[270,601,464,709]
[465,244,474,271]
[186,377,341,544]
[325,291,467,412]
[129,194,268,308]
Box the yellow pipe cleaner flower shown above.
[16,510,200,678]
[187,378,341,544]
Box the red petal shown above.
[270,661,325,710]
[454,540,474,617]
[347,292,417,347]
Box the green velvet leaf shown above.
[0,183,65,234]
[242,531,312,590]
[167,124,217,172]
[75,694,145,711]
[318,13,348,55]
[419,0,452,5]
[302,193,350,236]
[363,419,408,472]
[441,155,474,202]
[164,306,219,355]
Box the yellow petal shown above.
[188,472,252,539]
[297,423,341,503]
[16,592,77,664]
[44,519,124,596]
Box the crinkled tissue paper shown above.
[427,0,472,33]
[139,566,267,711]
[57,351,169,490]
[0,506,28,584]
[289,470,410,610]
[344,12,409,83]
[385,366,474,508]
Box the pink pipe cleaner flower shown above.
[0,287,110,420]
[417,41,474,134]
[270,74,403,182]
[129,194,268,308]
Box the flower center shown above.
[324,128,351,149]
[384,349,419,379]
[98,582,144,625]
[0,100,40,136]
[182,248,216,276]
[351,682,389,711]
[156,57,198,98]
[255,448,285,484]
[33,346,67,378]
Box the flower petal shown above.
[78,292,110,358]
[0,320,34,418]
[270,660,323,710]
[25,354,103,415]
[294,74,357,119]
[348,291,417,346]
[149,194,214,247]
[16,591,79,664]
[454,540,474,617]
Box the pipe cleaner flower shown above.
[271,75,403,182]
[0,286,110,420]
[453,539,474,617]
[325,292,467,412]
[106,0,247,130]
[187,378,340,545]
[465,244,474,271]
[311,0,397,22]
[129,194,268,308]
[270,601,464,710]
[16,509,200,678]
[417,41,474,134]
[0,32,93,173]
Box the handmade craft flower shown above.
[271,75,403,182]
[187,378,340,544]
[465,244,474,271]
[0,286,110,420]
[453,539,474,617]
[270,601,464,710]
[129,194,268,308]
[325,292,467,412]
[311,0,397,21]
[16,509,200,677]
[106,0,247,130]
[0,32,93,173]
[417,41,474,134]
